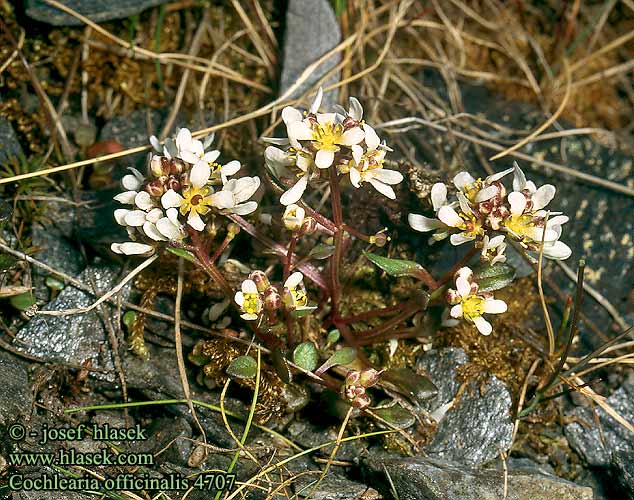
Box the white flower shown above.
[479,235,507,264]
[447,267,507,335]
[265,146,315,206]
[347,124,403,199]
[283,204,305,231]
[212,176,261,215]
[234,279,262,320]
[504,192,560,244]
[453,167,514,203]
[110,242,155,256]
[512,163,556,212]
[282,272,308,311]
[408,182,454,239]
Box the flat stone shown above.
[416,348,514,466]
[14,262,132,381]
[280,0,341,109]
[612,451,634,499]
[0,117,24,165]
[362,454,594,500]
[565,378,634,466]
[0,351,33,426]
[293,472,376,499]
[25,0,169,26]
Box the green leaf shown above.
[10,293,36,311]
[272,348,291,384]
[364,251,424,278]
[315,347,356,376]
[293,342,318,372]
[45,276,65,291]
[473,262,516,293]
[166,247,197,264]
[122,310,137,328]
[381,368,438,405]
[373,403,416,430]
[326,329,340,347]
[226,355,258,380]
[308,244,335,260]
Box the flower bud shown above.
[358,368,382,388]
[342,116,358,129]
[179,172,190,190]
[150,155,167,177]
[283,204,305,232]
[227,223,240,238]
[170,158,186,176]
[300,217,317,235]
[145,180,165,197]
[166,177,181,192]
[249,270,270,293]
[369,231,389,247]
[263,286,282,311]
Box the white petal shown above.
[114,209,129,225]
[456,276,471,298]
[282,106,303,125]
[473,316,492,335]
[161,189,184,209]
[483,299,507,314]
[363,124,380,150]
[351,144,363,165]
[110,243,123,254]
[547,215,569,227]
[408,213,444,232]
[450,304,463,318]
[348,96,363,121]
[190,161,211,188]
[150,135,162,152]
[187,212,205,231]
[453,171,475,190]
[180,150,199,165]
[265,146,294,167]
[230,201,258,215]
[450,233,475,246]
[368,178,396,199]
[231,176,261,203]
[438,205,463,228]
[143,221,166,241]
[176,128,193,152]
[122,174,142,191]
[114,191,137,204]
[508,191,527,216]
[316,112,336,126]
[156,217,182,240]
[456,267,473,282]
[145,208,163,223]
[457,192,473,215]
[117,242,154,256]
[512,163,527,192]
[134,191,154,211]
[532,185,556,211]
[339,127,364,146]
[486,166,514,183]
[202,150,221,164]
[280,175,309,205]
[542,241,572,260]
[124,210,147,227]
[289,121,314,141]
[373,169,403,185]
[222,160,241,176]
[349,167,362,188]
[431,183,447,211]
[211,190,235,209]
[315,149,335,169]
[474,185,498,203]
[488,235,505,248]
[284,272,303,289]
[309,87,323,114]
[234,291,245,306]
[242,279,258,294]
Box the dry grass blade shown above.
[536,212,555,356]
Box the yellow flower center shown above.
[312,122,344,152]
[463,179,483,203]
[242,293,260,315]
[459,212,484,237]
[461,295,485,321]
[504,214,534,239]
[290,288,307,307]
[180,186,211,216]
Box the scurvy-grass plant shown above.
[111,88,572,411]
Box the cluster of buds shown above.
[111,128,261,255]
[341,368,382,409]
[234,270,310,322]
[264,87,403,205]
[408,163,571,261]
[444,267,507,335]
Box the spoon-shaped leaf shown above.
[293,342,318,372]
[315,347,356,377]
[226,355,257,380]
[381,368,438,405]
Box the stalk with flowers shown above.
[111,87,573,414]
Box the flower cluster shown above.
[234,270,310,322]
[341,368,382,409]
[264,88,403,205]
[408,164,571,261]
[445,267,507,335]
[111,128,260,255]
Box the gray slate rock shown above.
[0,117,24,166]
[25,0,169,26]
[281,0,341,109]
[0,352,33,426]
[362,454,594,500]
[416,348,514,466]
[612,451,634,499]
[565,378,634,466]
[293,472,376,499]
[15,263,132,380]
